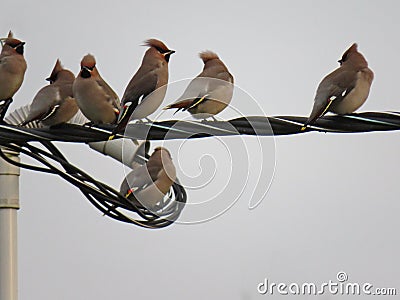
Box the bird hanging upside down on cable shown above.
[120,147,176,210]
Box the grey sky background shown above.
[2,0,400,299]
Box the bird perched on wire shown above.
[164,51,234,120]
[302,43,374,130]
[21,59,78,127]
[73,54,120,125]
[110,39,175,139]
[0,31,27,122]
[120,147,176,209]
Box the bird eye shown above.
[46,75,56,84]
[155,46,165,53]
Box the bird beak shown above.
[165,50,175,56]
[162,50,175,62]
[82,65,95,71]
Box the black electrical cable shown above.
[2,112,400,144]
[0,140,186,228]
[2,111,398,228]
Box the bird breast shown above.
[330,68,373,114]
[73,79,117,123]
[0,56,26,99]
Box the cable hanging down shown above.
[0,141,187,229]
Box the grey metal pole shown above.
[0,149,20,300]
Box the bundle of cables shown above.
[2,105,400,228]
[2,106,187,229]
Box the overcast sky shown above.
[3,0,400,299]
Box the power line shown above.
[1,110,399,228]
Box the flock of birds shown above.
[0,30,374,207]
[0,32,235,135]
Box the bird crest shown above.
[339,43,358,64]
[144,39,170,53]
[199,51,219,63]
[47,59,63,82]
[81,54,96,69]
[1,30,24,48]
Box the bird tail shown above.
[301,117,316,131]
[109,105,131,139]
[109,122,125,140]
[163,100,193,115]
[19,120,30,127]
[0,98,13,122]
[164,100,191,110]
[301,98,334,131]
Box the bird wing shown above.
[165,61,233,111]
[121,166,148,193]
[166,77,211,111]
[95,77,120,109]
[120,162,162,196]
[306,68,358,125]
[112,71,159,132]
[57,82,74,102]
[121,70,159,110]
[21,86,60,125]
[40,104,61,122]
[184,63,233,109]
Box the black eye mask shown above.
[81,68,91,78]
[15,43,24,55]
[164,53,172,63]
